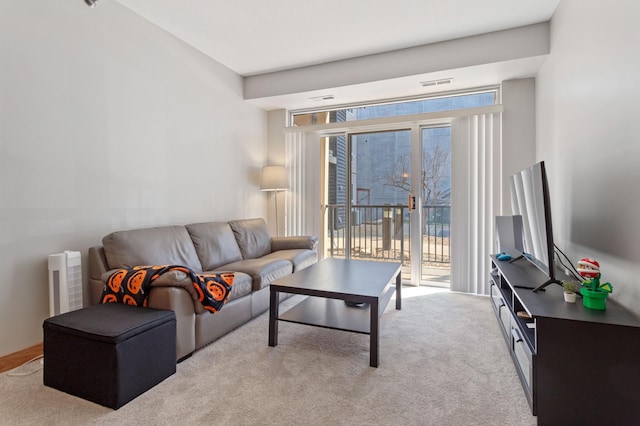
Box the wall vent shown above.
[421,77,453,87]
[308,94,335,101]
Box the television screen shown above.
[510,161,560,291]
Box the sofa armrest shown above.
[270,236,319,252]
[147,286,197,360]
[95,269,200,361]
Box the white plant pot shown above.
[564,292,577,303]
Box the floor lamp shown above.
[260,166,290,237]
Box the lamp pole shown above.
[273,190,280,237]
[260,165,289,238]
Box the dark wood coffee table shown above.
[268,258,401,367]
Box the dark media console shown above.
[506,254,563,292]
[490,255,640,425]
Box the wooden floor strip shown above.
[0,343,43,373]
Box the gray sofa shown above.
[88,218,318,361]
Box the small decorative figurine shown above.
[577,258,613,310]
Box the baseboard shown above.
[0,343,43,373]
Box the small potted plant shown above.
[562,280,580,303]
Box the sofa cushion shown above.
[220,258,292,291]
[271,236,319,251]
[261,249,318,272]
[228,218,271,259]
[103,226,202,272]
[186,222,243,271]
[208,271,252,303]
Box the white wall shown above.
[0,0,267,356]
[264,110,287,236]
[537,1,640,313]
[501,78,536,213]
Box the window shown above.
[292,90,496,126]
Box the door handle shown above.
[408,194,416,212]
[511,327,523,343]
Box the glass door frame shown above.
[409,124,422,285]
[417,124,452,287]
[321,121,451,286]
[345,128,413,262]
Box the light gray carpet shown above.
[1,287,536,425]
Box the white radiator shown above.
[48,251,83,317]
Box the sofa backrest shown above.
[102,225,203,272]
[185,222,243,271]
[228,218,271,259]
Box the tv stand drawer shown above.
[511,326,532,391]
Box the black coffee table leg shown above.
[370,298,379,367]
[268,289,279,347]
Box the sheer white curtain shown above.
[450,113,502,295]
[284,131,321,238]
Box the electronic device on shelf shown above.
[509,161,562,292]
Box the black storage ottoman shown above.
[43,303,176,409]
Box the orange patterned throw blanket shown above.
[100,265,234,314]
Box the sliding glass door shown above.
[323,126,451,286]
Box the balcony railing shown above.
[326,204,451,278]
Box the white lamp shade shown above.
[260,166,290,191]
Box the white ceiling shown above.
[113,0,560,109]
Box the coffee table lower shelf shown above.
[278,286,396,334]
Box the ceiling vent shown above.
[308,94,335,101]
[420,78,453,87]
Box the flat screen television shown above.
[509,161,561,291]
